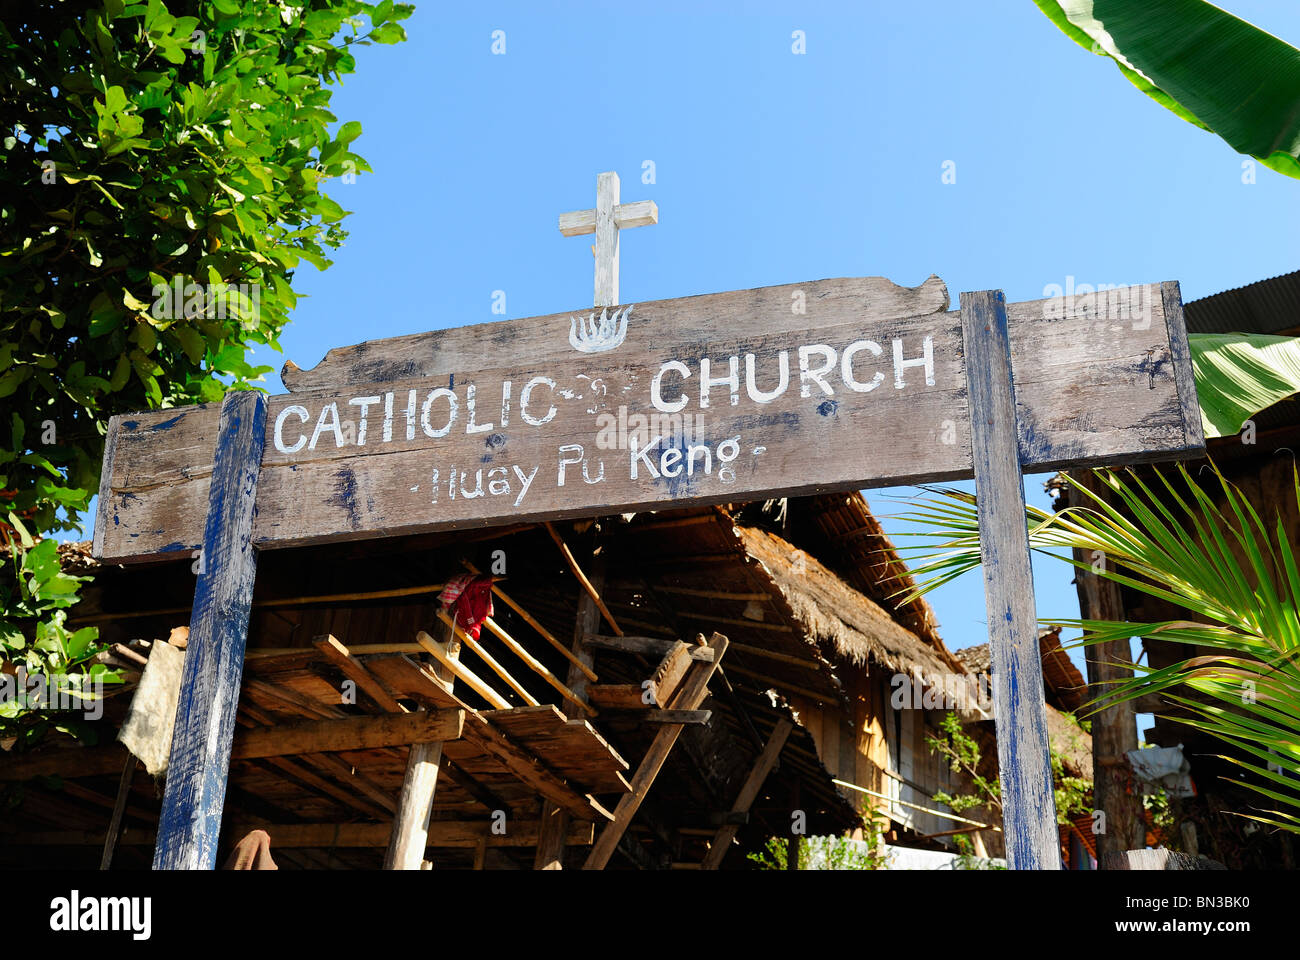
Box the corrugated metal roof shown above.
[1183,270,1300,335]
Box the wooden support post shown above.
[100,757,136,870]
[385,618,460,870]
[701,717,793,869]
[961,290,1060,870]
[152,391,267,871]
[1067,471,1143,864]
[545,522,622,635]
[584,633,728,870]
[533,552,605,869]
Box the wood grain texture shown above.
[230,709,463,758]
[95,277,1203,563]
[152,391,267,871]
[385,618,458,870]
[280,275,947,393]
[961,291,1060,871]
[583,632,728,869]
[701,717,793,869]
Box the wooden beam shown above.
[235,699,398,817]
[461,712,610,822]
[1068,470,1144,863]
[386,619,459,870]
[545,522,622,635]
[231,709,462,759]
[584,633,729,869]
[701,717,793,869]
[961,289,1060,870]
[583,633,715,661]
[153,390,267,871]
[312,635,407,713]
[6,820,596,849]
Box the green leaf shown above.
[370,22,406,44]
[1033,0,1300,179]
[336,120,362,145]
[1190,333,1300,438]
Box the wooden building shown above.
[1063,270,1300,869]
[954,627,1095,866]
[0,491,1010,869]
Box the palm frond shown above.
[893,461,1300,832]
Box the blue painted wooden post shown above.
[153,391,267,870]
[960,290,1061,870]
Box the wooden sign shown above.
[94,275,1201,563]
[96,270,1201,561]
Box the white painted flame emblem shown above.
[569,304,633,353]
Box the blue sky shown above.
[120,3,1300,725]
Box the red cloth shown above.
[439,573,494,640]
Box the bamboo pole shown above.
[72,582,451,625]
[480,616,594,716]
[416,630,510,709]
[543,522,622,636]
[461,560,597,683]
[434,610,537,707]
[830,778,1001,830]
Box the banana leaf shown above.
[1190,332,1300,438]
[1033,0,1300,178]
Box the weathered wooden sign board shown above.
[100,218,1203,871]
[94,275,1201,562]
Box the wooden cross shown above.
[558,171,658,307]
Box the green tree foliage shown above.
[0,0,409,741]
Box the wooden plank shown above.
[584,632,729,869]
[594,170,619,306]
[583,633,715,661]
[961,290,1060,870]
[459,712,611,821]
[588,684,651,709]
[648,641,692,707]
[230,709,463,759]
[485,706,630,794]
[558,199,659,237]
[95,279,1202,563]
[312,635,406,713]
[701,716,793,869]
[153,391,267,871]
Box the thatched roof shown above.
[953,627,1088,714]
[736,524,957,685]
